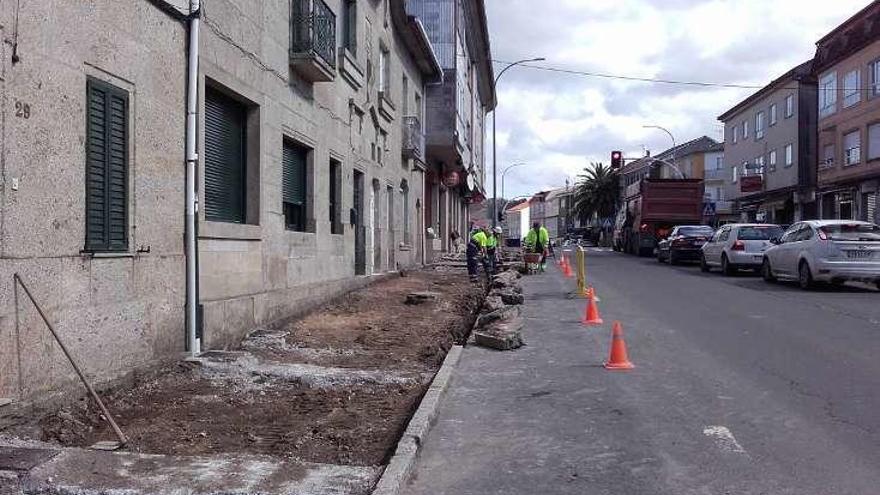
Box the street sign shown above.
[703,201,716,217]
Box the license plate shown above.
[847,250,873,259]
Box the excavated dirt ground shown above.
[3,269,482,467]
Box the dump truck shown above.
[615,179,705,257]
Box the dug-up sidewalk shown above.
[0,269,482,495]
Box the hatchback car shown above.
[701,224,785,275]
[657,225,716,264]
[761,220,880,290]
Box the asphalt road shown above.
[405,248,880,495]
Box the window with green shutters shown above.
[283,141,309,231]
[85,78,129,252]
[204,88,247,223]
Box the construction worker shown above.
[467,226,489,282]
[485,227,503,274]
[524,222,550,271]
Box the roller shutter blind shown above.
[204,88,246,223]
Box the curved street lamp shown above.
[643,124,678,176]
[501,162,527,200]
[492,57,546,229]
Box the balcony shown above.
[290,0,336,82]
[402,116,425,162]
[704,169,727,181]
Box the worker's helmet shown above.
[493,227,503,234]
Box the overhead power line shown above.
[487,58,862,92]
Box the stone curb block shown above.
[371,345,464,495]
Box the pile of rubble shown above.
[471,269,525,351]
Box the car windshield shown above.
[738,226,784,240]
[819,223,880,242]
[679,226,714,237]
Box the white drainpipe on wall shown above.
[185,0,201,356]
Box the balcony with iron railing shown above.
[290,0,336,82]
[402,116,425,163]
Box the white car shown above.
[761,220,880,290]
[701,224,785,275]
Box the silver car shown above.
[761,220,880,290]
[701,224,785,275]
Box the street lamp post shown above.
[492,57,545,229]
[501,162,527,200]
[643,125,677,177]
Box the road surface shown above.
[405,248,880,495]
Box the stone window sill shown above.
[200,221,262,241]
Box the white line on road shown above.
[703,425,747,454]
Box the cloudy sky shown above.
[484,0,869,200]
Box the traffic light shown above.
[611,151,623,169]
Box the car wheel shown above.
[761,258,776,283]
[657,249,665,263]
[798,261,814,290]
[669,249,680,265]
[721,254,735,276]
[700,254,710,272]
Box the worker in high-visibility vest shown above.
[485,227,503,274]
[524,222,550,272]
[467,226,490,282]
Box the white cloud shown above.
[485,0,870,199]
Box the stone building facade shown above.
[0,0,188,403]
[195,0,441,348]
[0,0,446,404]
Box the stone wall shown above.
[0,0,187,402]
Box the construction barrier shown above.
[575,246,587,297]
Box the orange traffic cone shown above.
[581,287,603,326]
[604,321,634,370]
[563,257,573,278]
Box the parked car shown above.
[656,225,715,264]
[761,220,880,290]
[701,224,785,275]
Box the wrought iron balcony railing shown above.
[402,116,425,161]
[290,0,336,82]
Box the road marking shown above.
[703,425,746,454]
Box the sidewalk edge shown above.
[371,344,464,495]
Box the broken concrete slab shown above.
[473,325,524,351]
[22,449,380,495]
[404,292,440,305]
[475,306,520,328]
[499,291,524,306]
[481,295,505,313]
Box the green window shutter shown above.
[85,79,128,252]
[282,142,307,206]
[204,88,246,223]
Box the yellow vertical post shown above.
[576,246,586,297]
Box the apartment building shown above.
[719,61,818,224]
[197,0,441,347]
[814,1,880,223]
[0,0,446,404]
[0,0,188,402]
[407,0,495,259]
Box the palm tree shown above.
[574,162,619,224]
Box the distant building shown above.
[718,61,818,224]
[408,0,496,258]
[504,200,531,246]
[813,1,880,223]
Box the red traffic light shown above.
[611,151,623,168]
